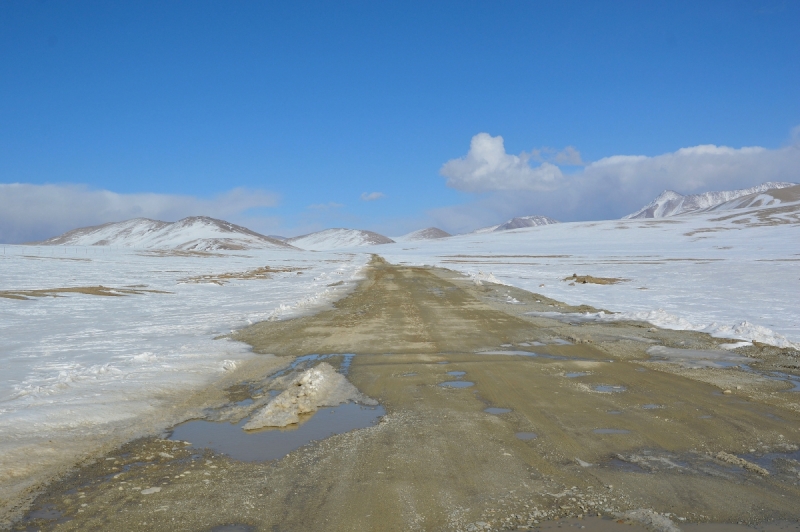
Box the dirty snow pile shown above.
[244,363,377,429]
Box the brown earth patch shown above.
[0,286,170,300]
[563,273,628,285]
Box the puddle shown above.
[551,338,572,345]
[484,407,511,414]
[609,457,648,473]
[500,343,512,347]
[593,428,631,434]
[647,346,754,369]
[439,381,475,388]
[564,372,589,378]
[607,410,623,415]
[477,349,577,361]
[17,504,71,529]
[771,371,800,392]
[594,385,626,393]
[211,526,256,532]
[400,372,417,377]
[642,404,662,409]
[739,447,800,475]
[446,371,466,377]
[437,361,450,365]
[515,432,538,440]
[169,403,385,461]
[272,353,356,379]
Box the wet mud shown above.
[9,256,800,531]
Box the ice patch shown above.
[647,345,754,369]
[531,309,798,349]
[243,363,376,429]
[469,271,508,286]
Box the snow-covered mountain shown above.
[624,182,797,219]
[36,216,295,251]
[394,227,452,242]
[286,228,394,250]
[472,215,560,234]
[706,184,800,212]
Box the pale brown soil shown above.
[0,286,171,300]
[178,266,305,285]
[563,274,627,285]
[8,257,800,531]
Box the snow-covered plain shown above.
[0,247,367,503]
[380,200,800,349]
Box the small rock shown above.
[141,487,162,495]
[723,389,732,394]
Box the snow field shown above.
[379,210,800,348]
[0,247,367,494]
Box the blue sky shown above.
[1,1,799,242]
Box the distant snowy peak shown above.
[473,215,560,234]
[287,228,395,250]
[494,215,560,231]
[38,216,295,251]
[624,182,798,219]
[397,227,452,242]
[707,184,800,212]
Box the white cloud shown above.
[0,184,279,243]
[529,145,585,166]
[437,132,800,226]
[360,192,386,201]
[440,133,564,193]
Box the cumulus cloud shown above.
[0,184,279,243]
[436,132,800,227]
[529,145,585,166]
[360,192,386,201]
[440,133,564,193]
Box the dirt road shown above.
[13,257,800,531]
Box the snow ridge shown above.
[36,216,294,251]
[624,182,797,219]
[287,228,394,250]
[395,227,452,242]
[472,215,559,234]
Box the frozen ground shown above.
[0,246,367,502]
[379,202,800,349]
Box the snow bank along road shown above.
[12,257,800,531]
[0,246,368,523]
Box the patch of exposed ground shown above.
[136,249,237,258]
[563,273,628,285]
[178,266,305,285]
[0,286,171,300]
[9,256,800,531]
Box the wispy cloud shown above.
[436,131,800,229]
[360,191,386,201]
[0,184,279,243]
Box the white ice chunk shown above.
[243,363,376,429]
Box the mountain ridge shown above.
[624,182,797,219]
[286,228,395,250]
[35,216,295,251]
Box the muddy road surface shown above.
[12,257,800,531]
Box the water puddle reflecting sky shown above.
[169,403,384,461]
